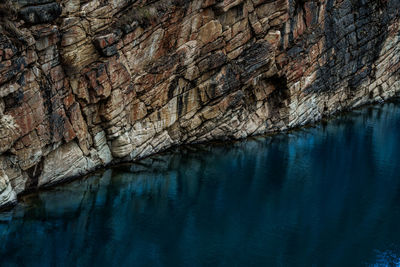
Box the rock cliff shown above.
[0,0,399,208]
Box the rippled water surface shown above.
[2,101,400,266]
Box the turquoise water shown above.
[2,101,400,266]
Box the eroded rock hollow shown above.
[0,0,399,208]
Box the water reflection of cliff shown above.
[2,102,400,266]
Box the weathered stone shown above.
[111,133,132,158]
[93,31,122,57]
[0,115,21,154]
[61,25,86,47]
[198,20,223,45]
[0,0,399,209]
[39,141,88,186]
[0,171,17,208]
[19,2,62,24]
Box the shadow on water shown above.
[2,101,400,266]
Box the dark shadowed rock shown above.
[19,2,62,24]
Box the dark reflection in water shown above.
[2,102,400,267]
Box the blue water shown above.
[2,102,400,267]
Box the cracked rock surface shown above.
[0,0,399,208]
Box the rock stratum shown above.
[0,0,399,208]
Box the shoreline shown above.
[3,96,398,212]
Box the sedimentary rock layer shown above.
[0,0,399,208]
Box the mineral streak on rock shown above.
[0,0,399,208]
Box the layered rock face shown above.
[0,0,399,208]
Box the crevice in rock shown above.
[25,159,43,189]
